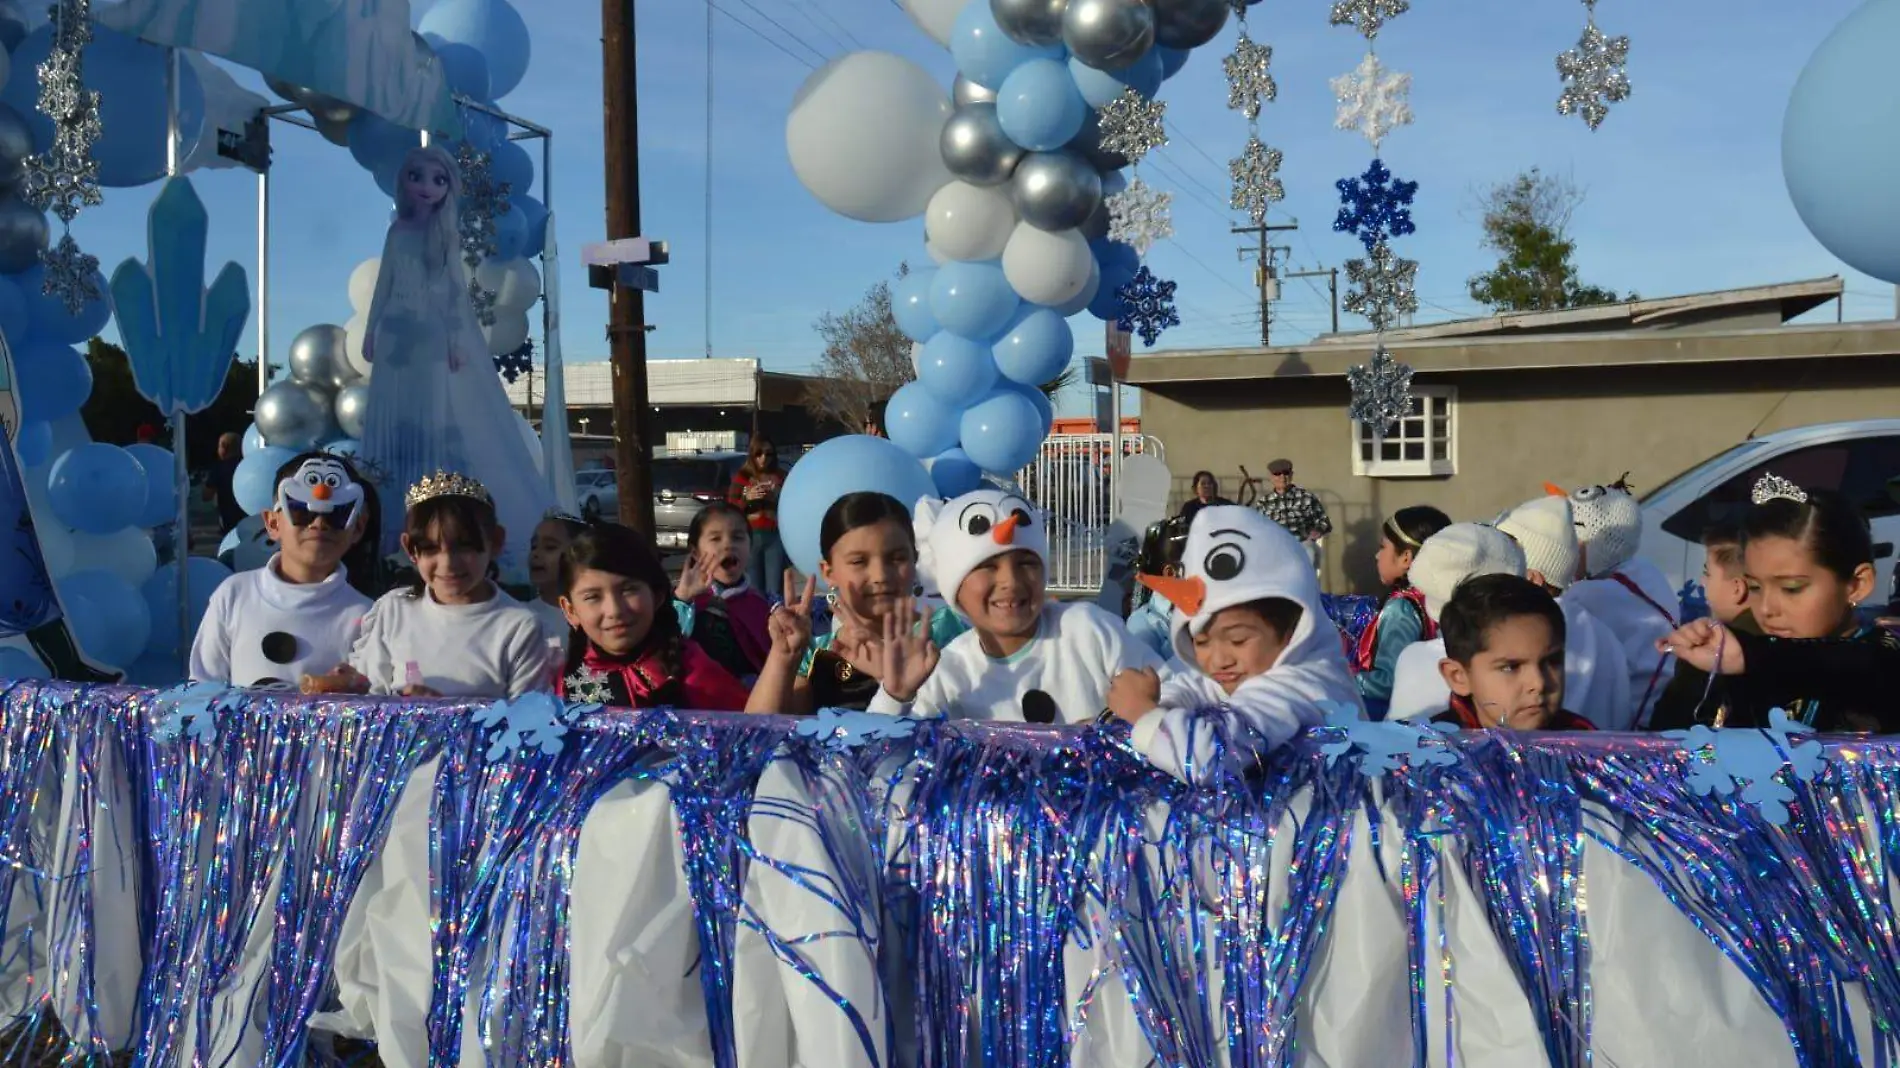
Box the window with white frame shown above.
[1351,386,1456,478]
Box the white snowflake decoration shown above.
[1556,16,1631,130]
[1223,33,1276,122]
[1344,240,1419,332]
[1105,178,1173,256]
[1096,89,1167,167]
[1331,53,1413,151]
[1228,134,1285,226]
[1328,0,1409,40]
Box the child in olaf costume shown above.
[1554,479,1679,725]
[1112,506,1359,782]
[868,488,1164,723]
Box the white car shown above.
[1638,420,1900,604]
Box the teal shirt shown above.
[799,606,968,677]
[1356,596,1425,704]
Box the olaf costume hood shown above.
[915,488,1049,616]
[1553,479,1642,579]
[1135,506,1358,781]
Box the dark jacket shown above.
[1702,625,1900,733]
[1433,695,1597,732]
[1647,610,1761,731]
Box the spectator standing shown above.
[1255,459,1331,569]
[205,431,247,536]
[1177,470,1232,528]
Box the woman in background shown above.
[727,434,788,594]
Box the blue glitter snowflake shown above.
[472,692,593,761]
[152,681,235,745]
[1316,700,1457,775]
[1115,266,1180,347]
[793,708,919,753]
[1333,158,1418,252]
[1664,707,1829,826]
[494,338,534,383]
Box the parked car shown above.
[652,452,750,550]
[575,469,618,521]
[1638,420,1900,604]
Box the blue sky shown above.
[72,0,1894,416]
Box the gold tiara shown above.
[1752,473,1808,507]
[406,470,492,508]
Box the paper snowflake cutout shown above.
[1331,52,1413,150]
[472,692,580,761]
[1316,701,1456,775]
[1223,33,1276,122]
[1228,134,1285,227]
[1343,240,1419,332]
[1328,0,1408,40]
[151,682,234,745]
[1346,344,1415,431]
[1105,177,1173,256]
[793,708,920,753]
[1115,266,1180,347]
[1664,708,1829,826]
[1333,158,1418,252]
[39,234,101,316]
[1556,18,1631,130]
[563,665,616,707]
[1096,89,1167,167]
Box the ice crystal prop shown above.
[1223,33,1276,122]
[1346,343,1416,431]
[1095,88,1167,166]
[1115,265,1180,346]
[1228,134,1285,226]
[1343,239,1419,331]
[1105,176,1174,255]
[1334,157,1418,251]
[1332,52,1413,151]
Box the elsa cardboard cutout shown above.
[358,144,553,566]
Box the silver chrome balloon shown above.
[334,383,370,441]
[0,195,48,275]
[1062,0,1156,72]
[1066,111,1130,171]
[952,74,998,107]
[287,324,349,387]
[1010,150,1103,232]
[941,103,1026,188]
[0,103,35,194]
[1153,0,1228,49]
[991,0,1069,46]
[1080,168,1125,240]
[254,381,331,451]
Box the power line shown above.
[1161,236,1256,301]
[792,0,864,50]
[703,0,822,68]
[726,0,832,61]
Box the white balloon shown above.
[910,340,924,375]
[485,312,530,356]
[1055,256,1100,316]
[1001,223,1095,306]
[66,527,158,588]
[38,524,74,578]
[477,257,543,313]
[786,52,954,223]
[926,237,953,265]
[902,0,966,45]
[347,257,381,313]
[344,312,372,380]
[924,180,1017,262]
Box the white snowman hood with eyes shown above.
[914,488,1049,614]
[275,457,366,526]
[1144,505,1337,670]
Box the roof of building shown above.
[504,357,821,409]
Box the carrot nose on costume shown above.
[991,513,1022,545]
[1542,482,1567,498]
[312,484,333,502]
[1138,574,1207,618]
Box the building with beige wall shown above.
[1126,277,1900,593]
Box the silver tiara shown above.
[1752,473,1809,506]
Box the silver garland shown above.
[1557,2,1631,131]
[23,0,103,314]
[1346,343,1415,431]
[1105,176,1173,255]
[1328,0,1409,41]
[1223,32,1275,122]
[1343,239,1418,332]
[454,141,511,327]
[1331,52,1412,152]
[1228,133,1284,227]
[1095,88,1167,167]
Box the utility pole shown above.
[1284,266,1340,335]
[1233,220,1299,346]
[602,0,655,534]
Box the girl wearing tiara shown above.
[1659,474,1900,732]
[358,144,553,574]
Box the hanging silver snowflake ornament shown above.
[23,0,105,314]
[1095,89,1167,167]
[1343,240,1419,332]
[1105,177,1173,256]
[1228,134,1285,226]
[454,141,513,326]
[40,233,99,315]
[1223,33,1276,122]
[1328,0,1409,41]
[1346,344,1415,431]
[1331,52,1413,150]
[1556,17,1631,130]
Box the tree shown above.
[1466,168,1632,313]
[82,337,260,469]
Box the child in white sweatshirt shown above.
[1107,506,1359,783]
[1552,478,1678,725]
[868,487,1162,723]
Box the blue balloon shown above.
[420,0,534,100]
[13,338,92,422]
[492,203,530,261]
[0,275,28,347]
[1001,378,1056,438]
[347,112,422,178]
[1069,50,1162,107]
[778,435,937,576]
[1783,0,1900,284]
[892,267,941,343]
[48,444,147,534]
[0,26,206,187]
[929,261,1020,340]
[511,194,549,253]
[1092,237,1141,286]
[917,332,1001,408]
[993,306,1074,386]
[1158,46,1190,80]
[996,58,1088,152]
[951,1,1063,90]
[929,447,986,498]
[490,138,535,195]
[0,646,48,680]
[124,443,179,529]
[959,389,1046,475]
[17,263,112,344]
[885,380,963,459]
[242,423,268,457]
[14,420,50,467]
[60,569,150,668]
[423,31,492,98]
[142,556,232,660]
[233,447,296,517]
[324,438,363,459]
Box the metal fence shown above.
[1015,433,1164,594]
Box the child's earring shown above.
[825,586,840,609]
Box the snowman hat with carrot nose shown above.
[915,488,1049,617]
[1137,505,1331,667]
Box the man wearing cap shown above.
[1256,459,1332,563]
